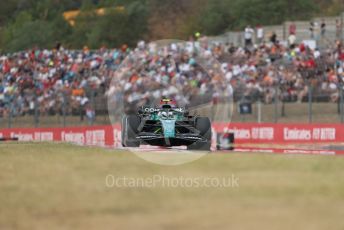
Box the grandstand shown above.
[2,20,344,128]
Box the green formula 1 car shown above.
[121,99,212,151]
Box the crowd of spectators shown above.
[1,33,344,120]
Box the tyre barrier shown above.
[0,137,19,142]
[216,133,235,150]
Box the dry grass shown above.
[0,143,344,230]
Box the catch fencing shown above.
[1,87,344,128]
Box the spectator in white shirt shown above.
[244,25,254,47]
[256,25,264,44]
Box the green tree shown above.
[80,0,96,11]
[3,11,33,51]
[51,14,73,48]
[71,1,148,49]
[4,21,55,51]
[232,0,315,28]
[2,9,73,52]
[199,0,233,35]
[0,0,20,26]
[0,0,331,51]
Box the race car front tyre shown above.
[121,115,141,147]
[195,117,212,140]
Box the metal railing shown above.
[2,86,344,128]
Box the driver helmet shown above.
[159,98,176,109]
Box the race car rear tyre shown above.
[122,115,141,147]
[187,117,212,151]
[187,141,211,151]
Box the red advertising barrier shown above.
[0,123,343,147]
[0,125,121,147]
[213,123,343,144]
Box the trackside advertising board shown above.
[0,123,342,146]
